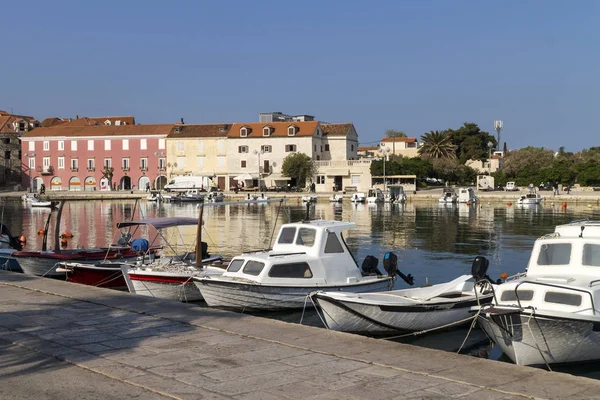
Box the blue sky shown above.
[2,0,597,151]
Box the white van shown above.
[505,182,518,191]
[164,176,213,192]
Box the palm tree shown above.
[418,130,456,159]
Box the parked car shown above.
[505,182,518,191]
[539,182,553,191]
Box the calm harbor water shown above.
[5,199,600,377]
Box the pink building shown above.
[21,120,173,191]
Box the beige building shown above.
[379,137,421,158]
[465,153,503,174]
[166,124,231,189]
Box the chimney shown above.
[180,118,184,124]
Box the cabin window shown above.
[227,259,245,273]
[269,262,313,278]
[243,260,265,276]
[278,227,296,244]
[295,228,316,247]
[544,291,582,306]
[324,232,344,253]
[537,243,571,266]
[583,244,600,266]
[500,289,534,302]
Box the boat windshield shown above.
[583,244,600,266]
[537,243,571,265]
[296,228,316,247]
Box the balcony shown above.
[140,167,148,171]
[122,167,130,172]
[71,167,79,172]
[39,166,54,175]
[87,167,95,172]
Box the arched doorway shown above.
[138,176,150,192]
[33,177,44,192]
[69,177,81,191]
[84,176,97,191]
[50,176,63,191]
[120,176,132,190]
[155,175,168,190]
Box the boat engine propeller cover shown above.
[471,256,489,281]
[361,255,382,276]
[384,252,414,286]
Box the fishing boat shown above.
[457,187,478,204]
[311,255,495,335]
[386,185,407,203]
[366,188,384,203]
[439,187,458,204]
[517,192,543,205]
[349,193,366,203]
[301,195,317,203]
[477,220,600,366]
[193,219,401,311]
[329,194,343,203]
[30,200,59,208]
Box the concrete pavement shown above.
[2,271,600,399]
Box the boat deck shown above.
[2,270,600,399]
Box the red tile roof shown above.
[381,137,417,143]
[357,146,378,151]
[0,114,39,134]
[227,121,319,138]
[167,124,232,138]
[40,116,136,127]
[21,124,174,138]
[320,123,354,137]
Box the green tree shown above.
[418,130,456,159]
[282,153,315,188]
[447,122,496,164]
[502,147,554,178]
[385,129,407,138]
[431,158,476,185]
[101,165,114,190]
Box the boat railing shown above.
[589,279,600,288]
[269,252,307,257]
[514,280,596,315]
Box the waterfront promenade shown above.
[2,271,600,399]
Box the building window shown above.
[4,151,9,159]
[140,139,147,150]
[58,157,65,170]
[320,145,323,152]
[104,140,111,151]
[241,160,246,168]
[325,144,330,151]
[43,141,50,151]
[87,140,94,151]
[122,158,130,170]
[58,141,64,151]
[176,157,185,169]
[217,156,225,168]
[217,140,225,151]
[28,141,35,152]
[263,126,271,137]
[43,157,50,168]
[238,145,249,153]
[197,156,205,169]
[285,144,297,152]
[317,176,325,184]
[140,158,148,171]
[71,140,77,151]
[288,126,297,136]
[197,140,204,152]
[351,144,354,151]
[159,139,166,149]
[177,141,184,151]
[70,159,78,171]
[104,158,111,168]
[262,145,271,153]
[122,139,129,151]
[3,138,9,145]
[87,159,95,171]
[314,145,316,152]
[351,175,361,185]
[158,158,166,170]
[240,127,248,137]
[29,157,35,170]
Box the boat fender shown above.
[383,252,414,286]
[60,238,68,248]
[471,256,489,281]
[37,229,45,235]
[60,231,74,239]
[19,235,26,245]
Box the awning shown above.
[268,173,291,182]
[116,217,201,230]
[232,173,256,181]
[325,169,350,176]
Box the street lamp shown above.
[494,120,503,152]
[487,142,493,175]
[253,149,264,189]
[25,152,36,192]
[378,147,390,192]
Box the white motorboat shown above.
[350,193,366,203]
[457,187,478,204]
[366,188,384,203]
[206,192,224,203]
[386,185,407,203]
[517,192,543,205]
[329,194,343,203]
[312,255,495,335]
[478,220,600,366]
[439,187,458,203]
[30,200,58,208]
[193,220,396,311]
[169,189,205,203]
[301,195,317,203]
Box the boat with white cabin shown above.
[457,187,478,204]
[312,255,495,335]
[350,193,366,203]
[517,192,543,205]
[329,194,343,203]
[477,220,600,366]
[386,185,407,203]
[439,187,458,203]
[366,188,385,204]
[193,220,395,311]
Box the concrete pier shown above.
[2,272,600,399]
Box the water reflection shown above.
[5,199,600,376]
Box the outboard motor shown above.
[0,224,22,250]
[361,255,382,276]
[383,252,414,286]
[471,256,489,281]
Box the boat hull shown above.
[313,293,491,334]
[195,277,393,311]
[478,308,600,366]
[63,264,127,290]
[0,250,21,273]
